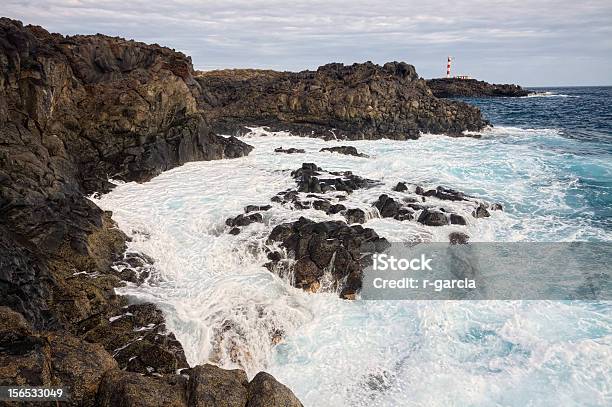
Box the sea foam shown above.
[92,127,611,406]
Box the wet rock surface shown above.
[0,307,302,406]
[230,166,501,300]
[266,217,390,299]
[426,78,531,98]
[417,209,449,226]
[320,146,369,157]
[95,364,303,407]
[275,147,306,154]
[0,18,299,406]
[197,62,488,140]
[373,194,414,221]
[449,232,470,245]
[247,372,304,407]
[0,17,252,329]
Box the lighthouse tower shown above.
[446,56,452,78]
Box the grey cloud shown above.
[3,0,612,85]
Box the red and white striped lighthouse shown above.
[446,56,452,78]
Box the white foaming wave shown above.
[93,129,611,406]
[522,91,575,98]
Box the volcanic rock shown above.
[320,146,369,157]
[426,78,531,98]
[266,217,389,298]
[197,62,488,140]
[417,209,449,226]
[419,186,467,201]
[186,364,249,407]
[245,204,272,213]
[449,213,467,225]
[373,194,414,221]
[226,213,264,227]
[344,208,367,224]
[393,182,409,192]
[275,147,305,154]
[247,372,304,407]
[291,163,378,194]
[0,18,300,406]
[449,232,470,245]
[473,204,491,218]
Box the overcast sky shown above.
[4,0,612,86]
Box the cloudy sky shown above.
[4,0,612,86]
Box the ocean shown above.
[93,87,612,406]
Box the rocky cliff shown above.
[426,78,531,98]
[196,62,488,140]
[1,16,494,406]
[0,18,301,406]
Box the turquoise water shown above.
[94,87,612,406]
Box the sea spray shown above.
[94,121,611,405]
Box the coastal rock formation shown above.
[96,364,303,407]
[426,78,530,98]
[267,217,390,299]
[0,17,252,328]
[196,62,488,140]
[1,306,302,406]
[320,145,369,157]
[0,18,299,405]
[275,147,305,154]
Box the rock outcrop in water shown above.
[0,18,299,405]
[196,63,488,140]
[0,306,302,407]
[320,145,369,157]
[267,217,390,299]
[426,78,531,98]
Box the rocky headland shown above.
[196,63,488,139]
[1,16,496,406]
[426,78,531,98]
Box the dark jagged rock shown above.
[275,147,306,154]
[81,303,189,375]
[449,213,467,225]
[418,186,467,201]
[473,203,491,218]
[0,307,118,404]
[112,251,155,284]
[245,204,272,213]
[426,78,531,98]
[0,17,252,329]
[344,208,367,224]
[373,194,414,221]
[449,232,470,245]
[247,372,304,407]
[291,163,378,194]
[312,200,346,215]
[269,164,377,218]
[417,209,449,226]
[187,364,249,407]
[96,370,188,407]
[491,203,504,211]
[266,217,389,299]
[0,18,300,405]
[393,182,409,192]
[96,364,303,407]
[197,62,488,140]
[320,146,369,158]
[1,307,302,406]
[226,213,264,227]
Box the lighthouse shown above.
[446,56,452,78]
